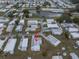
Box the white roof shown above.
[0,9,7,12]
[16,25,23,32]
[0,23,4,28]
[61,23,75,28]
[70,32,79,39]
[19,13,23,16]
[61,23,79,39]
[0,18,9,23]
[47,19,55,23]
[6,25,14,32]
[19,19,24,25]
[31,35,42,51]
[6,5,13,8]
[53,0,58,2]
[51,27,62,35]
[31,25,38,29]
[0,23,4,35]
[47,24,59,28]
[3,38,17,54]
[9,18,17,25]
[32,35,42,45]
[9,20,15,25]
[42,8,64,13]
[28,20,38,25]
[26,27,36,31]
[67,27,79,32]
[18,38,28,51]
[52,56,63,59]
[70,53,79,59]
[46,35,61,46]
[28,57,31,59]
[76,41,79,46]
[21,38,28,47]
[31,44,40,51]
[26,24,38,31]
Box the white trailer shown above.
[47,19,63,35]
[31,35,42,51]
[18,37,28,51]
[46,35,61,46]
[16,19,24,32]
[3,38,17,54]
[6,18,17,32]
[0,23,4,35]
[61,23,79,39]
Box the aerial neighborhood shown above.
[0,0,79,59]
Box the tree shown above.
[12,10,16,13]
[64,31,69,39]
[70,0,79,4]
[23,9,29,18]
[56,12,72,23]
[36,5,41,14]
[42,51,48,57]
[75,4,79,12]
[73,17,79,25]
[8,12,14,18]
[13,3,19,9]
[43,1,51,7]
[15,20,19,25]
